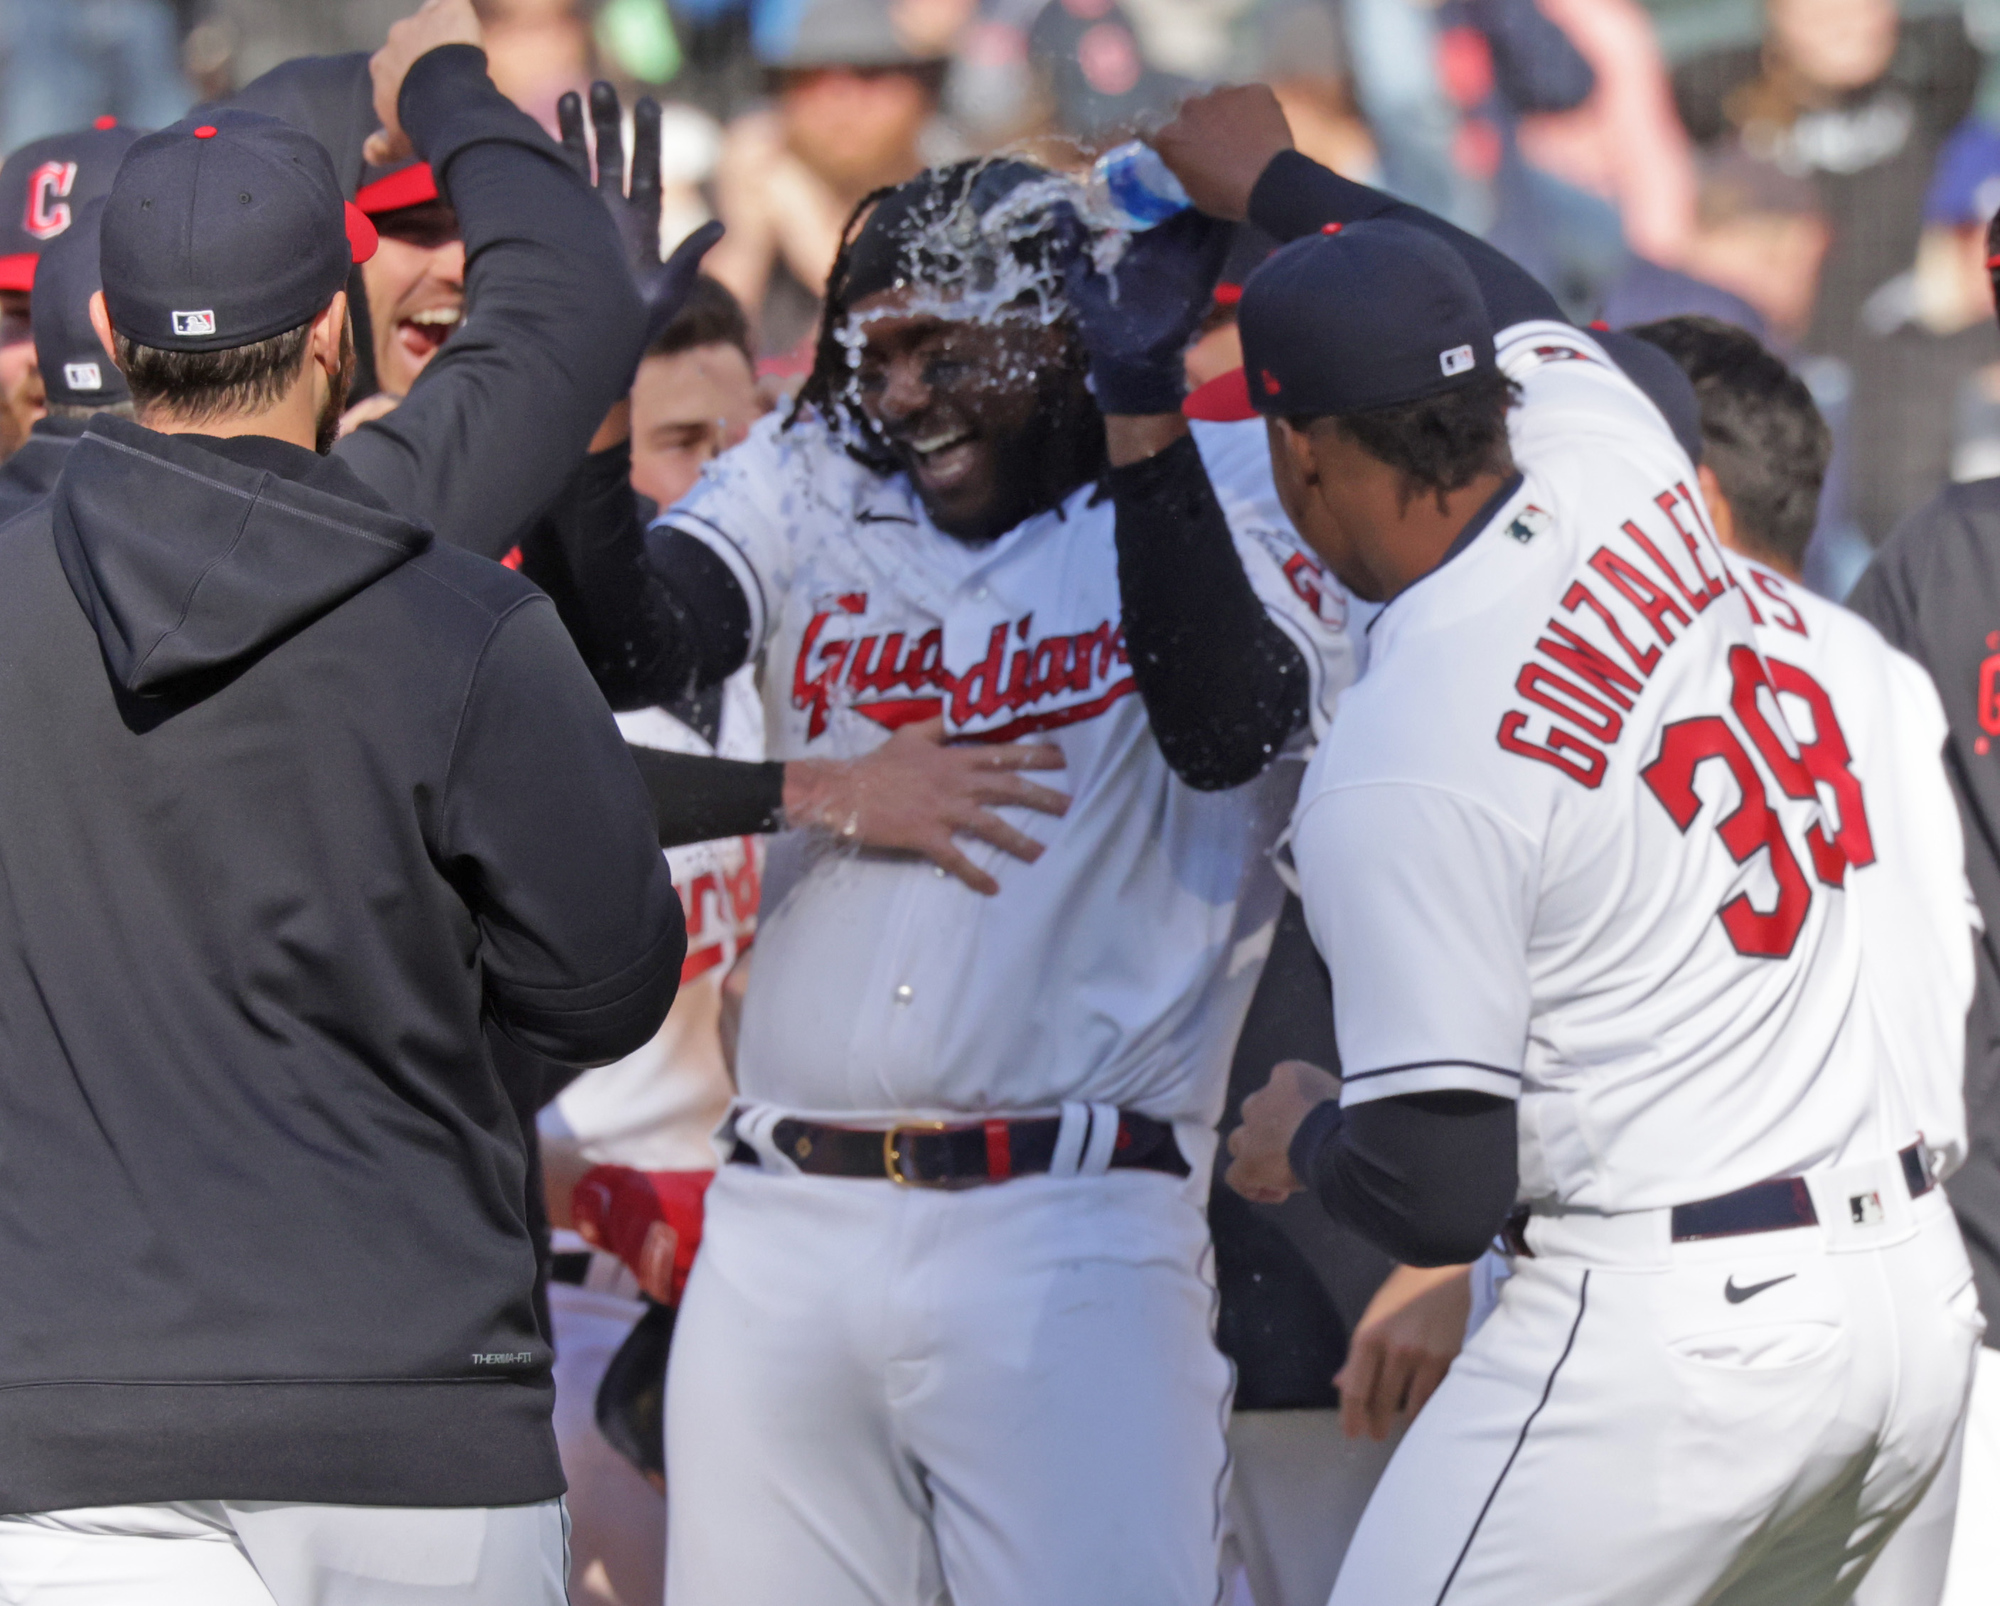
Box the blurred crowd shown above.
[3,0,1997,575]
[3,0,1998,592]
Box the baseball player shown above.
[1172,85,1981,1604]
[1624,313,1977,1604]
[0,118,140,459]
[540,156,1360,1603]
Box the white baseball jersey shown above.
[1292,320,1894,1214]
[538,671,764,1173]
[662,411,1358,1128]
[1729,554,1974,1178]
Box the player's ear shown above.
[88,291,117,363]
[1278,416,1321,490]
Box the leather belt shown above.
[1503,1141,1935,1257]
[730,1110,1190,1187]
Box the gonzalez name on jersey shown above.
[1295,320,1901,1213]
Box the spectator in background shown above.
[629,273,763,507]
[1672,0,1979,364]
[1433,0,1610,313]
[480,0,593,128]
[1603,147,1824,343]
[1515,0,1695,269]
[1846,121,2000,543]
[704,0,951,355]
[0,0,189,150]
[1026,0,1185,147]
[1256,2,1380,190]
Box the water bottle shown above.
[1085,141,1192,232]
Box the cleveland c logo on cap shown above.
[172,310,216,336]
[24,161,77,240]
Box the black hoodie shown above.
[0,413,89,525]
[0,418,684,1513]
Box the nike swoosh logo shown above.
[1723,1273,1797,1304]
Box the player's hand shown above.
[1148,85,1296,223]
[363,0,484,168]
[1225,1057,1341,1203]
[337,390,401,439]
[1065,206,1233,418]
[558,81,726,350]
[1335,1263,1472,1441]
[783,716,1069,896]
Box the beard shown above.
[314,315,357,455]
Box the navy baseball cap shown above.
[99,110,377,354]
[0,119,143,293]
[31,197,129,409]
[1238,219,1494,418]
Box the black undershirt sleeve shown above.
[520,443,752,711]
[1109,435,1311,790]
[625,749,787,848]
[1248,149,1564,331]
[1288,1092,1520,1267]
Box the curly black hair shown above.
[1302,368,1521,511]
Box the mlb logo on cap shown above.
[62,361,102,390]
[172,310,216,336]
[1441,344,1475,377]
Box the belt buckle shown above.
[884,1121,953,1187]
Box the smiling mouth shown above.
[394,305,460,363]
[901,429,982,493]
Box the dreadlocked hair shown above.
[787,183,906,473]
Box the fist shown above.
[1225,1057,1341,1204]
[1148,86,1296,223]
[364,0,484,168]
[572,1166,713,1305]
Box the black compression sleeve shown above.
[1248,149,1564,330]
[1110,435,1310,790]
[627,748,786,848]
[524,443,751,709]
[1288,1092,1519,1266]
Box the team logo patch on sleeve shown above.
[172,310,216,336]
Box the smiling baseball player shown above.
[540,156,1359,1603]
[1169,85,1983,1605]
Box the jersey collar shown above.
[1368,470,1526,633]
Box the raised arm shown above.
[1065,209,1312,791]
[1152,85,1564,330]
[333,12,645,558]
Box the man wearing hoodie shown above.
[0,77,683,1606]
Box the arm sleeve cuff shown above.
[626,749,786,848]
[1289,1098,1346,1188]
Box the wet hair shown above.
[647,274,752,363]
[113,319,315,424]
[1299,368,1520,510]
[1627,315,1828,571]
[789,160,1090,478]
